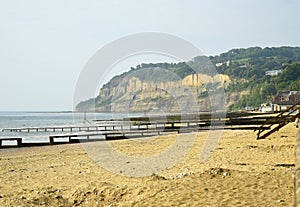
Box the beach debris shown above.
[150,173,167,181]
[223,172,229,178]
[55,195,63,199]
[177,173,187,179]
[275,163,295,167]
[207,168,231,178]
[170,171,194,179]
[210,168,224,175]
[247,145,258,149]
[277,199,285,203]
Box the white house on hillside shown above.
[265,70,283,76]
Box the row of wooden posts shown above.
[1,111,299,147]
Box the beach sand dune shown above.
[0,124,297,206]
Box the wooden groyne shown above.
[256,101,300,139]
[0,137,22,147]
[0,112,295,148]
[1,121,132,133]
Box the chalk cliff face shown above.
[76,68,235,113]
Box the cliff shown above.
[76,46,300,112]
[76,69,234,112]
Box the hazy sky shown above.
[1,0,300,111]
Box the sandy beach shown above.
[0,124,297,206]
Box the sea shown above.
[0,111,142,145]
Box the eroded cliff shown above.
[76,70,237,113]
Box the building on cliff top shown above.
[272,91,300,112]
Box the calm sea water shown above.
[0,111,141,143]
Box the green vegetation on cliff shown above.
[211,47,300,109]
[76,46,300,112]
[228,62,300,109]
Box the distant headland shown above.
[76,46,300,113]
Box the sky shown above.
[0,0,300,111]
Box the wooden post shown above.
[84,112,87,122]
[17,139,22,147]
[49,137,54,145]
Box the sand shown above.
[0,124,298,207]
